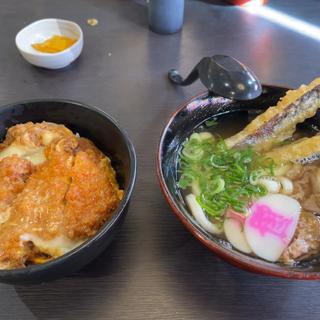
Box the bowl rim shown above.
[0,98,137,276]
[15,18,83,57]
[156,87,320,280]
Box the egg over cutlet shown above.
[0,122,123,269]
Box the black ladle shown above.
[168,55,262,100]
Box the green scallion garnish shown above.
[205,119,218,128]
[178,133,275,218]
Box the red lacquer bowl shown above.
[157,85,320,280]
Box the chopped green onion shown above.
[207,176,225,195]
[182,145,204,161]
[189,132,202,142]
[249,169,264,185]
[210,155,228,169]
[205,119,218,128]
[179,172,195,188]
[178,133,275,218]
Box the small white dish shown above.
[15,18,83,69]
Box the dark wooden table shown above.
[0,0,320,319]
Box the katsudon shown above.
[0,121,123,269]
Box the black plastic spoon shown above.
[168,55,262,100]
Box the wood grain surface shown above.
[0,0,320,319]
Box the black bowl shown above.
[0,99,136,284]
[157,85,320,280]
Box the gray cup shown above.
[148,0,185,34]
